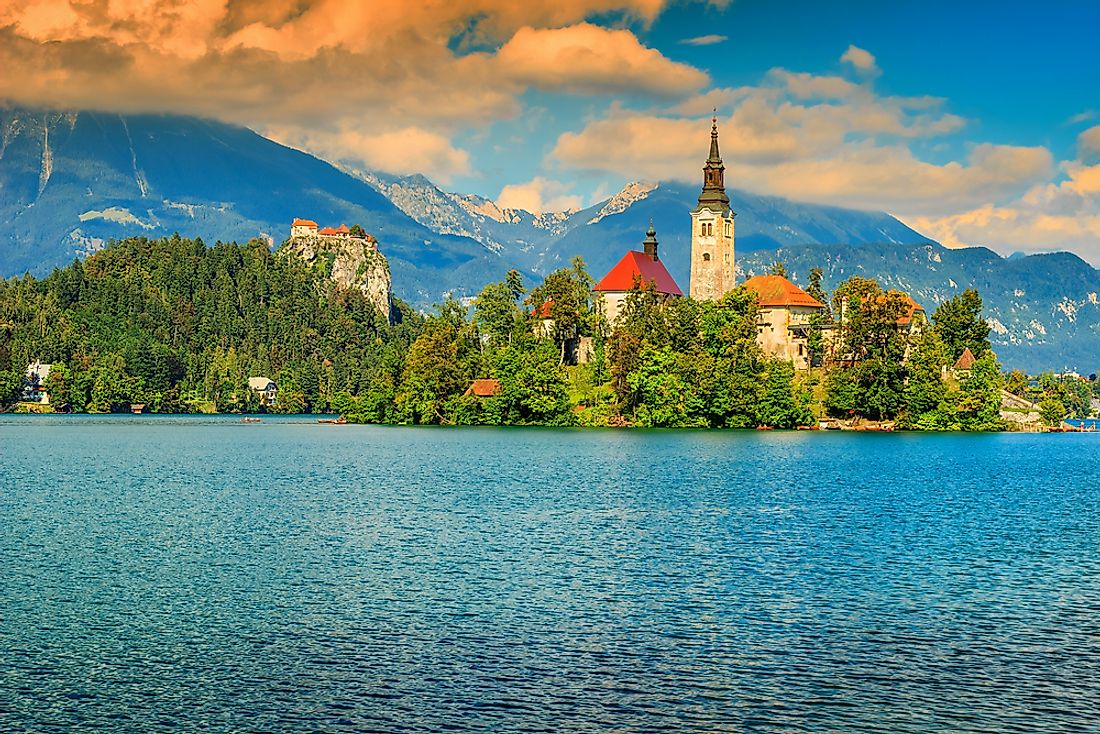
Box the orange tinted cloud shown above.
[0,0,692,169]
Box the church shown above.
[594,117,826,368]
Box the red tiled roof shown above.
[335,224,350,233]
[292,218,318,227]
[593,251,682,296]
[318,227,339,235]
[898,294,925,325]
[464,379,502,397]
[532,300,553,318]
[954,347,976,370]
[742,275,824,308]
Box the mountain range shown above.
[1,108,1097,372]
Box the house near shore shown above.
[741,275,826,370]
[248,376,277,407]
[465,379,502,398]
[22,361,51,404]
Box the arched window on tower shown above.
[700,222,707,237]
[724,221,731,237]
[703,252,711,262]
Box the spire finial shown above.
[643,219,659,260]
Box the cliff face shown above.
[282,235,393,321]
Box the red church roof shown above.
[292,218,318,227]
[593,251,682,296]
[742,275,824,308]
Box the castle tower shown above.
[689,117,736,301]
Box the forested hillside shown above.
[4,236,1067,431]
[0,236,416,413]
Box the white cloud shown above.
[1079,125,1100,158]
[497,23,708,97]
[497,177,582,214]
[679,34,727,46]
[268,125,472,183]
[840,44,879,75]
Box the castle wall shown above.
[756,305,818,370]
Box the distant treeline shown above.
[1,236,1095,428]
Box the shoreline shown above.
[3,411,1097,434]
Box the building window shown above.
[724,221,731,237]
[703,252,711,262]
[724,253,730,264]
[700,222,707,236]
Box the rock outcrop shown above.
[281,234,393,322]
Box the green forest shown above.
[1,235,1096,429]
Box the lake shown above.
[2,416,1099,732]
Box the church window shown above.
[700,222,707,236]
[724,221,731,237]
[703,252,711,262]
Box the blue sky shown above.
[2,0,1099,261]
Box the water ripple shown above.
[2,421,1099,732]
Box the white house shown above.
[22,361,52,404]
[248,376,277,407]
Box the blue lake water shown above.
[2,416,1100,732]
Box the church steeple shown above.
[708,115,722,163]
[695,114,731,213]
[689,115,736,302]
[642,220,659,261]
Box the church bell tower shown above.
[689,116,736,301]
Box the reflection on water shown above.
[2,418,1099,732]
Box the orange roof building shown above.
[742,274,826,370]
[741,275,826,309]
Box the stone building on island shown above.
[593,223,682,325]
[741,275,826,370]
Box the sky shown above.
[2,0,1100,262]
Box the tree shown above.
[755,360,812,428]
[1039,397,1066,428]
[805,267,831,368]
[954,352,1003,431]
[933,289,991,360]
[903,329,949,424]
[526,258,594,365]
[474,272,524,349]
[768,261,787,277]
[349,224,367,238]
[1004,369,1029,396]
